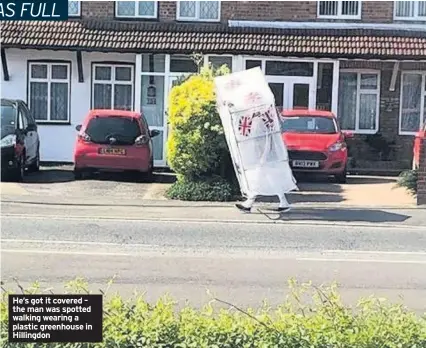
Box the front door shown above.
[267,77,315,112]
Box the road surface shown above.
[1,209,426,313]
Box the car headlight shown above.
[329,142,344,152]
[0,134,16,148]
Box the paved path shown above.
[2,205,426,313]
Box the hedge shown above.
[1,279,426,347]
[397,169,418,196]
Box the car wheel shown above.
[28,148,40,172]
[335,168,347,184]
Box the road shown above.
[2,209,426,313]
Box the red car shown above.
[413,123,426,169]
[73,109,159,181]
[281,109,352,183]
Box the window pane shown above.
[359,94,377,130]
[293,84,310,109]
[200,1,219,19]
[152,130,164,161]
[115,67,132,82]
[86,117,141,145]
[245,60,262,70]
[341,1,359,15]
[95,66,111,81]
[30,82,48,120]
[319,1,338,16]
[68,1,80,15]
[419,1,426,16]
[401,74,422,132]
[179,1,196,17]
[51,65,68,80]
[117,1,136,16]
[269,83,284,112]
[170,56,198,73]
[208,56,232,71]
[31,64,47,79]
[316,63,333,111]
[360,74,378,90]
[114,85,133,110]
[138,1,155,16]
[338,73,357,130]
[141,75,164,127]
[93,84,112,109]
[141,54,166,73]
[50,83,69,121]
[265,61,313,76]
[395,0,415,17]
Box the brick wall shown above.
[417,139,426,205]
[82,1,114,19]
[362,1,393,22]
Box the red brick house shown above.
[1,1,425,170]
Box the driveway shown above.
[0,166,416,207]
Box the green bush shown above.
[397,169,418,195]
[166,175,239,201]
[1,279,426,347]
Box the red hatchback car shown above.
[73,109,159,180]
[413,123,426,169]
[281,109,352,183]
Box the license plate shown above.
[99,148,126,155]
[292,160,319,168]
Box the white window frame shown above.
[394,1,426,21]
[177,1,221,22]
[115,1,158,19]
[28,62,71,124]
[338,69,381,134]
[68,1,81,17]
[91,64,135,110]
[317,1,362,19]
[399,71,426,135]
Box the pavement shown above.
[1,201,426,313]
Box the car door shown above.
[18,103,36,164]
[21,102,39,161]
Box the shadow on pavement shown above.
[259,208,410,223]
[23,168,176,184]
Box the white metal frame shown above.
[28,62,71,124]
[317,0,362,20]
[68,0,81,17]
[339,69,381,134]
[394,0,426,21]
[399,71,426,135]
[91,63,135,110]
[176,0,221,22]
[115,1,158,19]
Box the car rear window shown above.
[85,116,142,145]
[281,116,337,134]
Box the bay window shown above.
[399,72,426,134]
[337,71,380,133]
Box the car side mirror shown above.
[26,124,37,132]
[75,125,82,132]
[342,131,354,139]
[150,129,160,138]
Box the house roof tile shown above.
[1,20,425,59]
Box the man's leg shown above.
[278,193,291,212]
[235,195,256,212]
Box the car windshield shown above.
[1,104,17,139]
[281,116,337,134]
[85,116,142,145]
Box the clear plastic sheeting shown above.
[215,67,298,197]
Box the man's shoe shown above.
[277,206,291,213]
[235,203,251,213]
